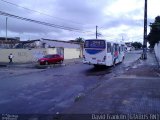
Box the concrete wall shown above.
[0,48,81,63]
[64,48,81,59]
[0,48,56,63]
[154,42,160,65]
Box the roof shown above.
[41,38,80,45]
[0,37,20,41]
[19,40,41,44]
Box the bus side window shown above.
[111,45,114,55]
[122,45,124,51]
[118,46,121,53]
[122,45,125,51]
[112,44,116,55]
[115,44,118,51]
[107,42,111,53]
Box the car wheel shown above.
[94,65,101,68]
[59,60,63,64]
[44,61,49,65]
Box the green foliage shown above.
[147,16,160,48]
[131,42,142,49]
[75,37,84,43]
[69,37,84,44]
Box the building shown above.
[15,38,82,49]
[41,38,83,59]
[14,40,43,49]
[125,42,135,51]
[41,38,81,48]
[0,38,83,63]
[0,37,20,48]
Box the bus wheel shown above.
[113,59,116,67]
[94,65,100,68]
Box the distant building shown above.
[125,42,132,47]
[42,39,81,49]
[14,38,83,59]
[15,38,81,49]
[125,42,135,51]
[14,40,43,49]
[0,37,20,48]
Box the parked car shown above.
[38,54,64,65]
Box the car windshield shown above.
[43,55,53,58]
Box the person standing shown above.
[113,50,118,67]
[8,53,13,63]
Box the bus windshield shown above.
[84,40,106,48]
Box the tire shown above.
[59,60,63,64]
[94,65,101,68]
[44,61,49,65]
[113,59,116,66]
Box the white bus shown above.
[83,39,125,67]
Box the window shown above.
[107,42,111,53]
[121,45,125,51]
[84,40,105,48]
[54,54,60,58]
[114,44,119,51]
[119,46,121,53]
[44,55,52,58]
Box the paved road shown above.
[0,51,141,114]
[63,52,160,115]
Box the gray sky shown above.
[0,0,159,42]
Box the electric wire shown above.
[0,0,83,25]
[0,10,93,34]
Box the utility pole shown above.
[6,17,8,42]
[142,0,147,59]
[96,25,98,39]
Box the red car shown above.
[38,54,64,65]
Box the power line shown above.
[0,10,93,34]
[0,0,83,25]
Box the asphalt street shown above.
[0,51,144,114]
[63,52,160,115]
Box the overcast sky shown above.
[0,0,160,42]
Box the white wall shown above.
[0,48,81,63]
[0,48,56,63]
[154,42,160,65]
[64,48,81,59]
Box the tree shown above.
[75,37,84,43]
[131,42,142,49]
[147,16,160,48]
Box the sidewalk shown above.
[64,52,160,114]
[0,58,82,69]
[122,51,160,77]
